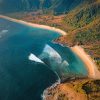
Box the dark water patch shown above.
[0,18,88,100]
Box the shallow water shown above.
[0,18,88,100]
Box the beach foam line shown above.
[0,15,67,36]
[71,45,100,79]
[42,77,61,100]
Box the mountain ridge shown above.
[0,0,84,14]
[0,0,100,100]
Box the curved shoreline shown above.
[0,15,66,35]
[42,78,61,100]
[0,15,100,79]
[0,15,100,100]
[71,45,100,79]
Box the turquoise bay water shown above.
[0,18,88,100]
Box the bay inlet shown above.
[0,17,88,100]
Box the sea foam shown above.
[42,77,61,100]
[0,30,8,34]
[40,44,62,65]
[39,44,69,70]
[29,53,44,64]
[0,30,8,38]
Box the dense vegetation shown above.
[74,79,100,100]
[0,0,100,99]
[0,0,84,14]
[5,0,100,70]
[57,0,100,70]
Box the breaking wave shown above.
[0,30,8,38]
[39,44,69,77]
[0,30,8,34]
[39,44,62,68]
[28,53,44,64]
[42,74,61,100]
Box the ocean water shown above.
[0,18,88,100]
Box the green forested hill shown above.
[1,0,99,64]
[0,0,83,14]
[57,0,100,69]
[63,0,100,43]
[0,0,100,99]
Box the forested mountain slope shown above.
[0,0,84,14]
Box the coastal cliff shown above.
[0,0,100,100]
[43,79,100,100]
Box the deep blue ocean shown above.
[0,18,88,100]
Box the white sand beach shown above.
[0,15,66,35]
[71,45,100,79]
[0,15,100,79]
